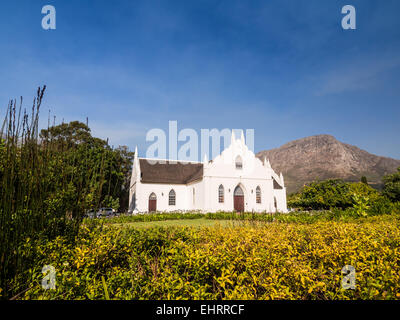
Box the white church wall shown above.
[128,182,137,212]
[187,180,205,211]
[128,152,139,213]
[273,188,288,212]
[205,177,277,212]
[135,183,190,212]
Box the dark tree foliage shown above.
[39,121,134,212]
[111,146,135,212]
[361,176,368,185]
[382,167,400,203]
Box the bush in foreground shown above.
[10,215,400,300]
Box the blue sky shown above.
[0,0,399,158]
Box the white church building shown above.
[129,132,287,213]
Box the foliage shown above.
[367,196,394,216]
[361,176,368,185]
[10,215,400,300]
[96,212,206,225]
[206,210,332,223]
[288,180,352,210]
[382,167,400,203]
[102,195,120,211]
[95,202,400,227]
[351,193,369,217]
[288,179,383,212]
[0,87,132,299]
[39,121,134,212]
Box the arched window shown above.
[274,197,278,210]
[235,156,243,169]
[256,186,261,204]
[218,185,224,203]
[169,189,176,206]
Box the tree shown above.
[40,121,108,149]
[361,176,368,185]
[288,180,352,210]
[382,168,400,202]
[40,122,134,212]
[288,179,381,210]
[110,146,134,212]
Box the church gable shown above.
[206,131,265,177]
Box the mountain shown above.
[256,135,400,194]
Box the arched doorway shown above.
[148,193,157,212]
[234,185,244,212]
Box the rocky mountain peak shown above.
[256,135,400,194]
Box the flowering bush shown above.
[8,214,400,300]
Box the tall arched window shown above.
[256,186,261,204]
[169,189,176,206]
[218,185,224,203]
[235,156,243,169]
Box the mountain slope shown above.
[256,135,400,194]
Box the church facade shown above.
[129,132,287,213]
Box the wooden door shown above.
[234,186,245,212]
[148,193,157,212]
[234,195,244,212]
[148,199,156,212]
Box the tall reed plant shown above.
[0,87,106,298]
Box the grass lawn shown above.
[110,218,257,229]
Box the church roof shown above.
[139,159,204,184]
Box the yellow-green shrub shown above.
[12,215,400,300]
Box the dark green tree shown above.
[361,176,368,185]
[40,121,134,212]
[382,168,400,202]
